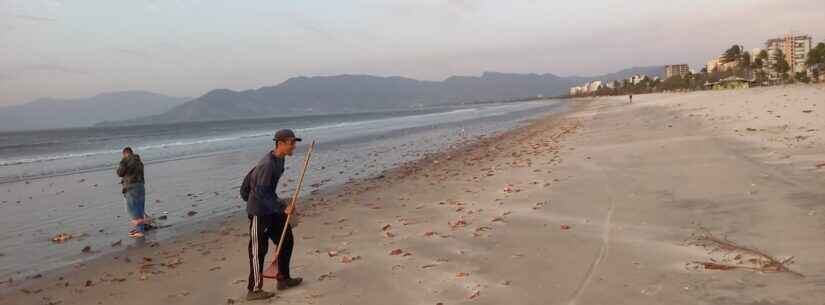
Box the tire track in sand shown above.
[567,108,617,305]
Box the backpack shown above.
[240,168,255,202]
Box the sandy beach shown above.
[3,84,825,305]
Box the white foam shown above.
[0,102,553,168]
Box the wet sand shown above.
[3,85,825,305]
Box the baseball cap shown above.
[273,129,302,142]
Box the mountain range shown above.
[0,66,664,131]
[102,66,663,126]
[0,91,189,132]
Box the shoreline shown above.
[0,101,574,290]
[0,101,582,302]
[4,85,825,304]
[0,100,566,283]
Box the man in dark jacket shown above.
[117,147,146,238]
[241,129,303,301]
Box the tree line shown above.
[579,40,825,97]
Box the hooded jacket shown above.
[117,154,144,193]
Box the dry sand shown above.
[3,84,825,305]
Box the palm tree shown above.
[773,49,791,81]
[807,42,825,81]
[721,45,743,64]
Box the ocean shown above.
[0,100,565,282]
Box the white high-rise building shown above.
[765,33,812,77]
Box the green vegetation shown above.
[772,49,791,80]
[721,45,743,64]
[807,42,825,80]
[572,40,824,98]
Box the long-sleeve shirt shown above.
[244,152,286,216]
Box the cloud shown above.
[21,64,89,75]
[447,0,481,12]
[15,14,58,22]
[111,48,151,59]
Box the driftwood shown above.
[689,229,803,278]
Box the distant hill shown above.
[102,66,665,126]
[591,66,665,82]
[0,91,189,131]
[566,66,666,84]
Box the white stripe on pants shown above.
[251,215,261,289]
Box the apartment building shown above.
[665,64,690,78]
[765,33,812,76]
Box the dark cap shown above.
[273,129,302,142]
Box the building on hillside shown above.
[604,81,615,89]
[665,64,690,78]
[707,57,721,73]
[765,33,812,76]
[707,56,739,73]
[751,48,763,62]
[704,76,755,90]
[569,80,607,96]
[587,80,603,92]
[569,86,584,96]
[629,74,647,85]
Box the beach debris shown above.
[110,240,122,247]
[20,288,43,294]
[340,255,361,263]
[449,218,468,229]
[389,249,403,256]
[187,211,197,216]
[423,231,435,237]
[456,272,469,278]
[318,272,335,281]
[560,224,571,230]
[384,231,395,238]
[381,224,391,231]
[475,226,492,233]
[327,250,338,257]
[226,298,237,304]
[815,162,825,169]
[85,280,93,287]
[687,229,802,277]
[802,110,813,113]
[467,290,481,299]
[51,233,73,243]
[164,257,183,268]
[81,245,92,253]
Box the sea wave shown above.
[0,107,483,167]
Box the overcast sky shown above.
[1,0,824,106]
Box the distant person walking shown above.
[117,147,146,238]
[629,94,633,104]
[240,129,303,301]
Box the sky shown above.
[1,0,824,106]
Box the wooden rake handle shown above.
[274,140,315,261]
